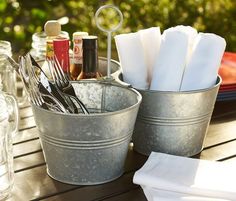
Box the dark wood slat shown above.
[14,127,39,144]
[19,105,33,119]
[19,116,36,131]
[200,140,236,161]
[125,143,148,172]
[9,166,76,201]
[204,120,236,147]
[9,146,146,201]
[14,151,45,172]
[41,173,138,201]
[212,100,236,119]
[101,187,147,201]
[13,138,41,158]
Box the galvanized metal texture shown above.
[32,80,142,185]
[132,76,221,157]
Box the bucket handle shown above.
[95,5,123,80]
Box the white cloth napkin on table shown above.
[133,152,236,200]
[115,32,149,90]
[180,33,226,91]
[142,187,231,201]
[150,26,196,91]
[138,27,161,84]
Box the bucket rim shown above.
[32,80,142,117]
[136,75,222,94]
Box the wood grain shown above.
[7,100,236,201]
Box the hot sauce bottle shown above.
[78,36,101,79]
[53,38,71,78]
[70,32,88,80]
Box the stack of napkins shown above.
[115,25,226,91]
[133,152,236,201]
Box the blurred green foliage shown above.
[0,0,236,57]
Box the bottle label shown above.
[53,38,70,74]
[46,41,54,59]
[73,37,83,64]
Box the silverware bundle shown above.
[9,53,89,114]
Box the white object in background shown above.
[115,32,149,90]
[150,28,189,91]
[133,152,236,200]
[138,27,161,84]
[180,33,226,91]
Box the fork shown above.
[27,54,76,113]
[29,87,67,113]
[47,56,89,114]
[19,56,68,113]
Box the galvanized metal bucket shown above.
[132,76,221,156]
[32,80,142,185]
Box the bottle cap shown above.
[73,32,88,40]
[44,20,61,37]
[82,36,98,49]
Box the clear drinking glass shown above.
[0,92,19,200]
[0,40,27,107]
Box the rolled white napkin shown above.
[150,28,189,91]
[173,25,198,63]
[138,27,161,84]
[142,187,230,201]
[180,33,226,91]
[115,32,149,90]
[133,152,236,200]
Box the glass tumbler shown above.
[0,40,27,107]
[0,92,19,200]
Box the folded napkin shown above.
[115,32,149,90]
[133,152,236,200]
[173,25,198,63]
[142,187,231,201]
[138,27,161,84]
[180,33,226,91]
[150,27,192,91]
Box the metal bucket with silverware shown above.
[10,5,142,185]
[12,50,141,185]
[32,80,141,185]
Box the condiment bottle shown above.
[78,36,100,79]
[41,20,61,77]
[70,32,88,80]
[53,38,70,77]
[30,31,70,61]
[44,20,61,59]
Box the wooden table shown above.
[8,100,236,201]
